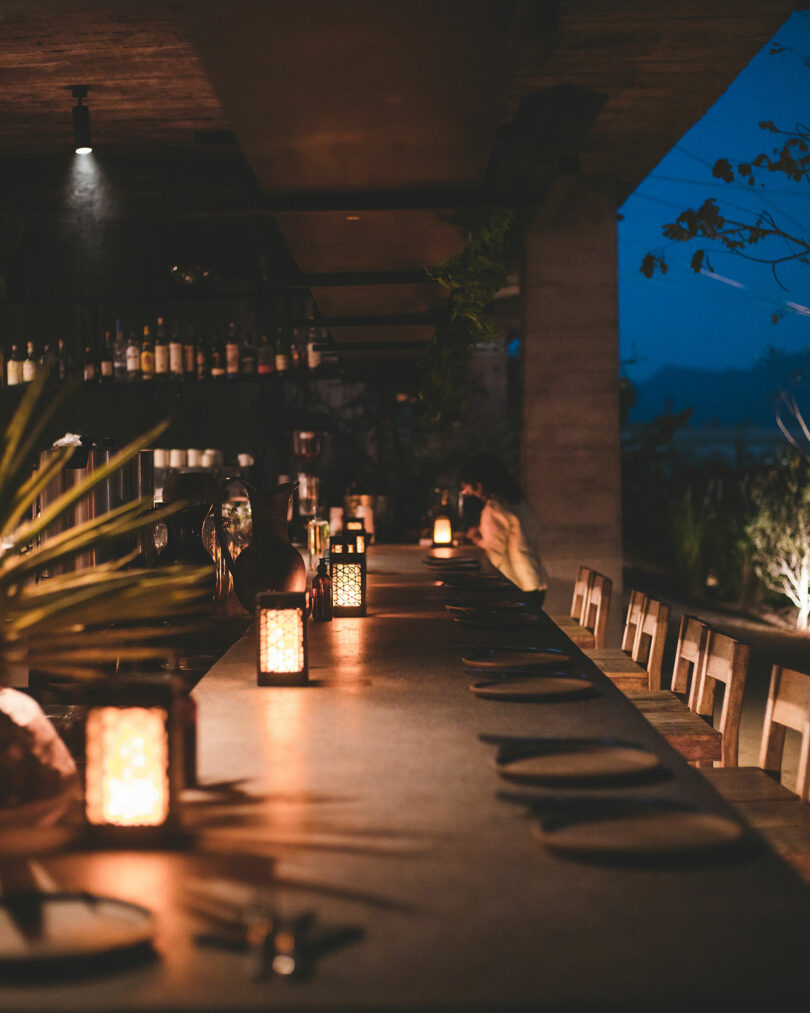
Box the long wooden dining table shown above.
[6,545,810,1010]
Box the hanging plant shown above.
[420,208,517,427]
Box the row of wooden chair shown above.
[560,567,810,881]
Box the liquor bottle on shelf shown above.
[210,330,226,379]
[140,325,155,381]
[99,330,114,382]
[306,327,322,372]
[168,321,184,380]
[290,328,302,370]
[183,323,196,379]
[56,338,71,383]
[274,327,290,375]
[7,345,22,387]
[310,558,333,622]
[195,333,209,380]
[225,321,240,379]
[241,332,257,376]
[38,342,52,383]
[126,329,141,381]
[82,344,97,383]
[22,340,37,383]
[257,333,274,376]
[113,319,127,380]
[154,317,169,380]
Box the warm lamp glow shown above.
[330,538,367,616]
[342,519,366,555]
[260,609,305,672]
[433,515,453,545]
[85,706,169,827]
[333,563,363,609]
[257,592,308,685]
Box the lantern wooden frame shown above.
[256,591,309,686]
[84,678,182,845]
[330,538,367,617]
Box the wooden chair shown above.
[702,665,810,883]
[705,665,810,802]
[587,593,670,691]
[625,614,708,705]
[552,569,612,650]
[551,566,596,648]
[628,622,748,767]
[620,589,646,652]
[580,573,612,650]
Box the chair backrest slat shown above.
[582,573,612,650]
[570,566,594,623]
[621,590,646,652]
[671,615,710,700]
[759,665,810,800]
[692,629,749,767]
[631,597,670,691]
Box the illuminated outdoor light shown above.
[432,515,453,546]
[257,591,309,685]
[70,84,93,154]
[84,680,180,840]
[330,538,367,617]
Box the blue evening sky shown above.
[619,10,810,383]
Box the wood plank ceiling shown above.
[0,0,797,362]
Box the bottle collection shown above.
[3,317,327,388]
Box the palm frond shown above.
[3,445,73,535]
[7,418,169,551]
[0,378,215,686]
[0,370,74,513]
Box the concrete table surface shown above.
[7,545,810,1011]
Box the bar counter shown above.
[8,546,810,1010]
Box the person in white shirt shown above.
[460,454,548,609]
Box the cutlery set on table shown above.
[424,552,747,863]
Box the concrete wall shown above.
[521,175,623,604]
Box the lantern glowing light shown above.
[84,680,180,839]
[257,592,308,685]
[330,538,367,617]
[343,518,366,555]
[86,707,169,827]
[432,515,453,546]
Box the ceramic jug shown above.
[213,478,306,611]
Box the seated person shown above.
[460,453,548,609]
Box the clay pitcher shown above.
[213,478,306,611]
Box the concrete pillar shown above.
[521,175,623,614]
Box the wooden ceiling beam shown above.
[266,270,434,289]
[288,312,443,328]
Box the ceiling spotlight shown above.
[70,85,92,154]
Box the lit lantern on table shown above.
[256,591,309,686]
[432,515,453,546]
[343,517,366,554]
[330,537,367,617]
[84,679,181,841]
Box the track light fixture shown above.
[70,84,92,154]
